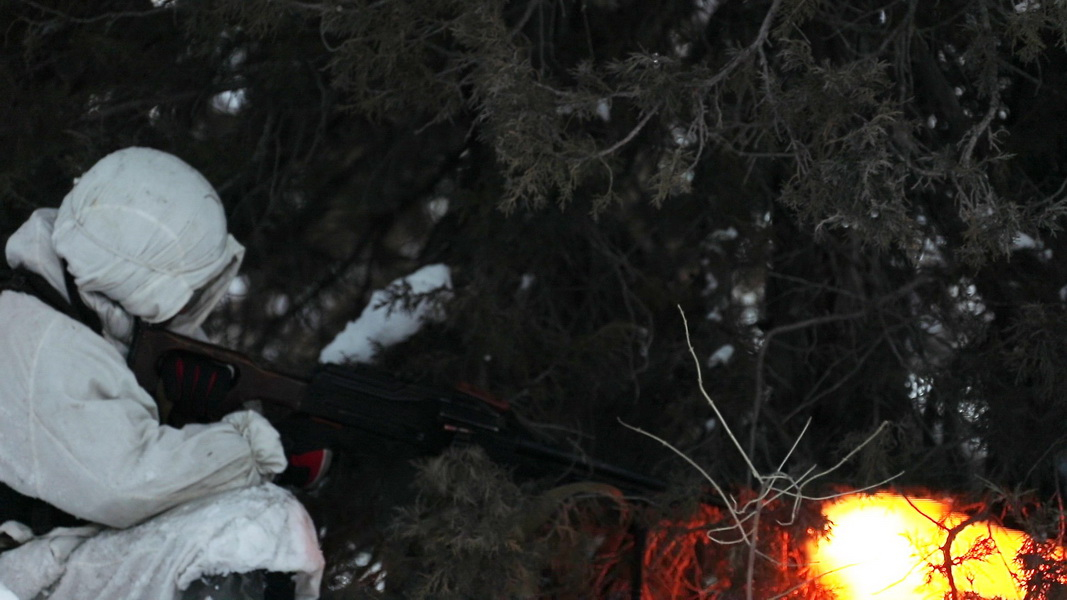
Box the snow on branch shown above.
[318,264,452,365]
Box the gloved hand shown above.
[222,411,287,481]
[157,350,237,425]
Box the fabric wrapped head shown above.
[52,147,244,329]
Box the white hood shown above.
[6,147,244,344]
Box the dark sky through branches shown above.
[5,0,1067,595]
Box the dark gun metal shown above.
[127,325,666,494]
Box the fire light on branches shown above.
[623,310,1067,599]
[807,492,1063,599]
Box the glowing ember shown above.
[807,492,1035,599]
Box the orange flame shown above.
[806,492,1056,599]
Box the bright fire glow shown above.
[808,492,1037,599]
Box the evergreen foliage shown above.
[6,0,1067,595]
[386,447,544,599]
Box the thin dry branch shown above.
[623,306,903,599]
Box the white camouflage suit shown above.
[0,148,324,599]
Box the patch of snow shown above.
[710,227,739,242]
[268,294,290,317]
[673,38,692,58]
[916,236,945,267]
[211,89,247,116]
[671,126,696,148]
[228,48,247,70]
[707,344,734,367]
[426,197,449,222]
[694,0,720,25]
[921,319,944,335]
[227,273,247,296]
[740,306,759,326]
[318,264,453,364]
[596,99,611,122]
[703,272,719,295]
[1012,232,1039,250]
[733,288,759,306]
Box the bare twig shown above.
[624,306,903,598]
[749,277,929,466]
[703,0,785,91]
[594,109,657,159]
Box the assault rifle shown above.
[127,326,666,493]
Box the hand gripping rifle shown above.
[126,326,666,494]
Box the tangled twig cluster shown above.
[622,307,903,598]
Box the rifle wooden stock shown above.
[127,326,307,419]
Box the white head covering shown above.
[32,147,243,340]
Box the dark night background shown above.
[5,0,1067,597]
